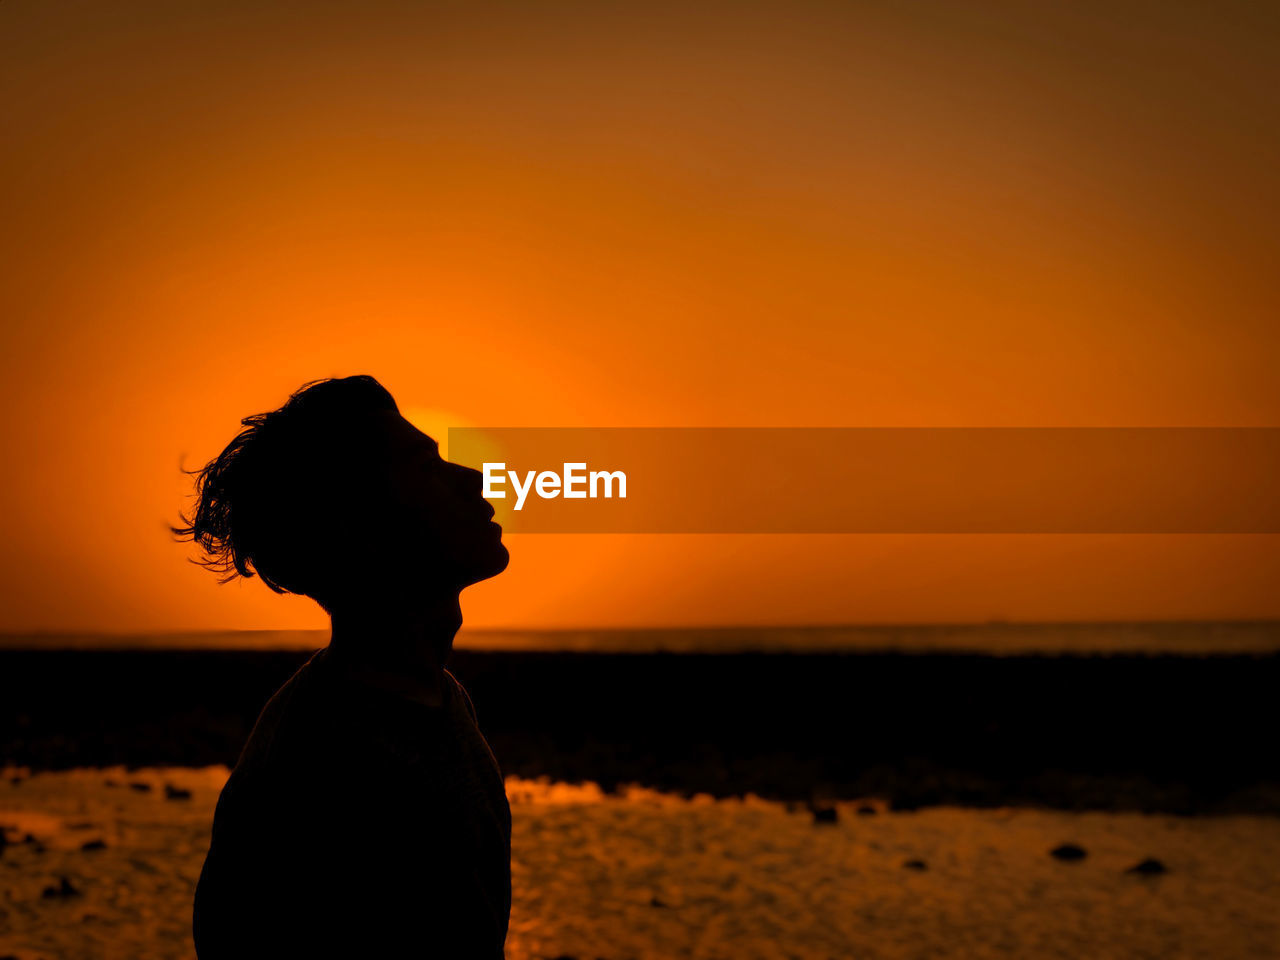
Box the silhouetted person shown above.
[176,376,511,959]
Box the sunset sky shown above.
[2,0,1278,632]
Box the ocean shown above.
[3,620,1279,655]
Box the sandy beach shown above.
[3,646,1277,956]
[2,767,1278,960]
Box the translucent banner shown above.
[446,428,1280,533]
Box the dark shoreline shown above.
[2,649,1277,815]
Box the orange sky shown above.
[2,0,1278,632]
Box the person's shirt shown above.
[193,647,511,959]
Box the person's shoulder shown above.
[235,649,342,771]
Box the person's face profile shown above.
[368,411,509,590]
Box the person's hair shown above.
[173,375,400,610]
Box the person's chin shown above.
[463,541,510,586]
[488,541,511,576]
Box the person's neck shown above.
[327,592,463,706]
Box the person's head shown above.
[175,375,507,615]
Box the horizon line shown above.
[3,617,1280,637]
